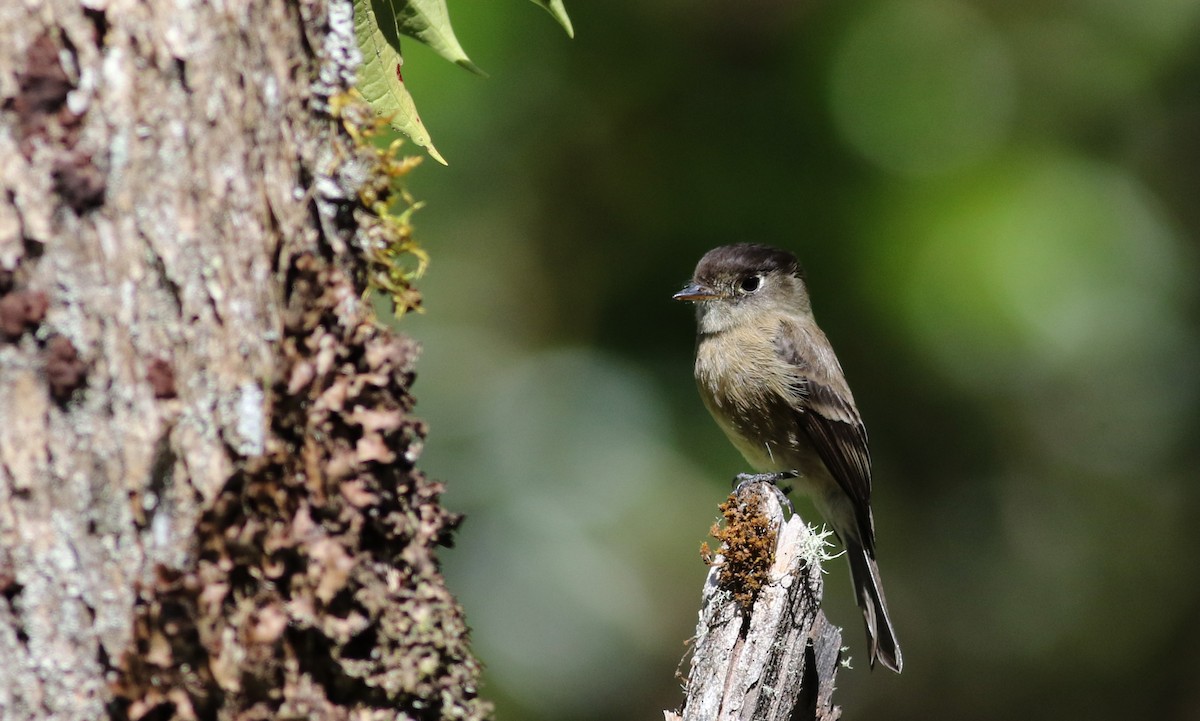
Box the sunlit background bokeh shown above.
[385,1,1200,718]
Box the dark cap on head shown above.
[692,243,802,282]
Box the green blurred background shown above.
[387,0,1200,718]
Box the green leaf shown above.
[393,0,484,75]
[528,0,574,38]
[353,0,448,164]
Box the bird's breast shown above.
[694,328,815,474]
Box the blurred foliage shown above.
[354,0,573,164]
[382,0,1200,719]
[354,0,448,163]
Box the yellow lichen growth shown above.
[331,90,428,318]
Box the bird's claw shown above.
[732,471,797,515]
[733,470,797,489]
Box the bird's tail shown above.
[845,540,903,673]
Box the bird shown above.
[673,242,902,673]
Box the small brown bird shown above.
[674,243,902,673]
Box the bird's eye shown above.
[739,275,762,293]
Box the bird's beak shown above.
[673,282,720,302]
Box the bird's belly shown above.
[695,332,830,483]
[729,411,822,470]
[698,377,824,477]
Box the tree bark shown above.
[0,2,487,719]
[666,484,843,721]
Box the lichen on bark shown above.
[112,252,489,721]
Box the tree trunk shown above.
[0,2,488,719]
[666,484,843,721]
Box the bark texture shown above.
[0,1,487,720]
[667,484,843,721]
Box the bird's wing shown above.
[775,318,875,548]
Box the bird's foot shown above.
[733,470,798,490]
[732,471,798,515]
